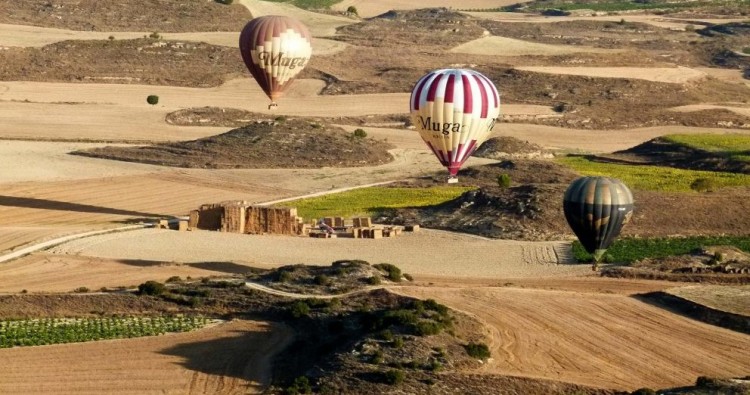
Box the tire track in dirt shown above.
[395,286,750,391]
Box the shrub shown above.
[346,5,358,15]
[691,177,717,192]
[383,369,405,385]
[108,35,115,40]
[497,174,511,188]
[366,276,381,285]
[289,300,310,318]
[277,271,293,283]
[414,321,442,336]
[403,273,414,281]
[379,329,394,341]
[464,342,491,359]
[743,47,750,55]
[353,128,367,138]
[392,336,404,348]
[73,287,89,293]
[146,95,159,105]
[373,263,402,282]
[285,376,311,394]
[275,115,287,122]
[138,281,166,296]
[166,276,182,283]
[149,32,161,39]
[314,274,331,286]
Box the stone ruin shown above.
[188,201,308,236]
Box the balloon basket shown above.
[268,102,278,110]
[447,177,458,184]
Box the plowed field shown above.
[396,286,750,391]
[0,320,293,395]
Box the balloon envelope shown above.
[563,176,634,261]
[409,69,501,177]
[239,15,312,103]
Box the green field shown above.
[663,134,750,163]
[0,315,210,348]
[277,186,474,220]
[558,156,750,192]
[572,236,750,263]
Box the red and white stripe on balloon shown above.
[410,69,501,176]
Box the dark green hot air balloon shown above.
[563,176,634,268]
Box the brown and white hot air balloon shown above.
[239,15,312,109]
[410,69,501,182]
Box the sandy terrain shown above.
[451,35,618,57]
[467,12,750,30]
[515,66,707,84]
[0,319,293,394]
[396,286,750,391]
[46,228,589,279]
[0,253,232,293]
[238,0,354,37]
[332,0,522,18]
[668,285,750,316]
[670,104,750,118]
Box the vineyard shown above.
[0,315,212,348]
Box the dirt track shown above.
[0,319,293,394]
[396,286,750,391]
[451,35,618,56]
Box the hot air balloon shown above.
[410,69,501,183]
[563,176,634,269]
[239,15,312,109]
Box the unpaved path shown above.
[0,319,293,395]
[395,286,750,391]
[515,66,707,84]
[451,35,619,56]
[47,228,587,279]
[670,103,750,118]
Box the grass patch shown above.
[572,236,750,264]
[277,186,474,219]
[557,156,750,192]
[263,0,340,9]
[663,134,750,163]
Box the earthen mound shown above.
[601,137,750,174]
[473,136,554,160]
[72,118,394,169]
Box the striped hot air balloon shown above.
[563,176,634,267]
[239,15,312,108]
[410,69,501,182]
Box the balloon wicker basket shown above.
[447,177,458,184]
[268,102,278,110]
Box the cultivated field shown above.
[1,0,749,393]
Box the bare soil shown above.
[71,117,394,169]
[0,0,251,32]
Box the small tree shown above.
[346,5,358,16]
[146,95,159,105]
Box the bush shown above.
[353,128,367,138]
[497,174,511,188]
[285,376,311,394]
[289,301,310,318]
[392,336,404,348]
[108,35,115,40]
[346,5,358,15]
[464,342,491,359]
[403,273,414,281]
[138,281,166,296]
[383,369,405,385]
[414,321,442,336]
[149,31,161,39]
[691,177,717,192]
[366,276,381,285]
[146,95,159,105]
[166,276,182,283]
[73,287,89,293]
[373,263,402,282]
[277,271,293,283]
[314,274,331,286]
[379,329,394,341]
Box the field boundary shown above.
[635,291,750,335]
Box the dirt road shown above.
[396,286,750,391]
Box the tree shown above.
[146,95,159,105]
